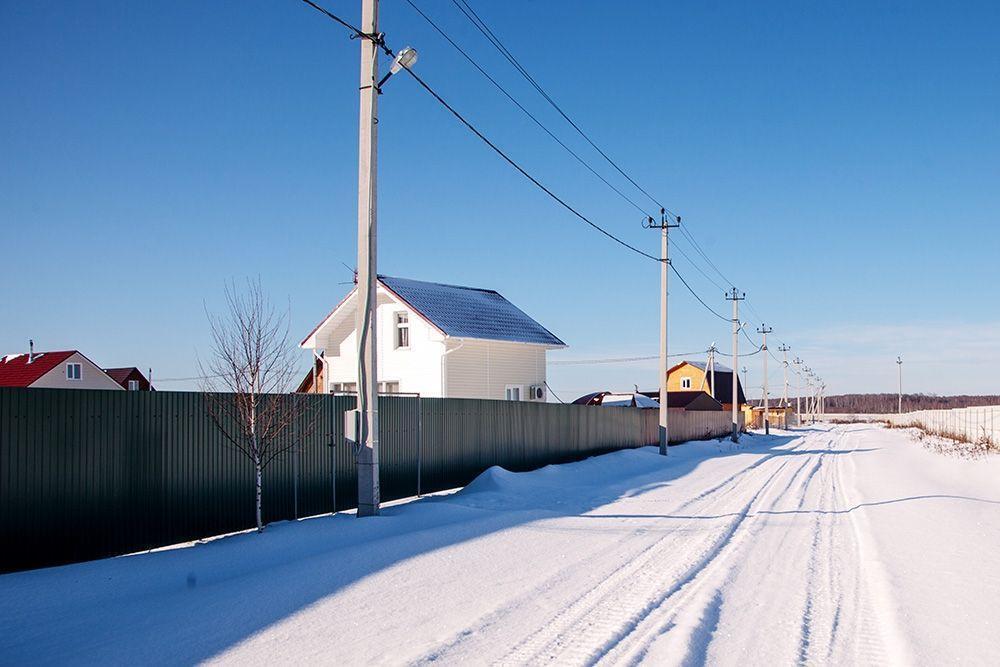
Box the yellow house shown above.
[666,361,747,412]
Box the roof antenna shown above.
[28,339,34,364]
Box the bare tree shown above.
[202,279,303,532]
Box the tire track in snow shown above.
[414,436,817,665]
[601,436,829,666]
[499,433,824,665]
[831,426,912,666]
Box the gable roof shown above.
[668,359,746,406]
[379,276,565,347]
[103,367,152,390]
[303,276,566,348]
[639,390,724,411]
[0,351,77,387]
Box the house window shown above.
[332,382,357,393]
[394,312,409,349]
[681,377,692,389]
[379,381,400,394]
[66,363,81,380]
[128,379,139,391]
[505,385,522,401]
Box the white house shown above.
[0,349,124,390]
[299,276,566,400]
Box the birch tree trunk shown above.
[255,456,263,533]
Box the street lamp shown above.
[378,46,418,88]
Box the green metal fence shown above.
[0,388,655,572]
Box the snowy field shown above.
[2,423,999,666]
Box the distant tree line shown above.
[812,393,1000,413]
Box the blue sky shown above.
[2,1,998,397]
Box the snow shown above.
[1,424,999,665]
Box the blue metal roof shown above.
[379,276,565,347]
[686,360,735,373]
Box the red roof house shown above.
[0,350,123,390]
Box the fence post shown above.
[417,396,423,498]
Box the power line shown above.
[401,67,660,261]
[447,0,667,213]
[296,0,816,382]
[542,380,566,404]
[299,0,367,38]
[670,264,730,322]
[551,349,706,366]
[155,373,224,382]
[403,0,651,218]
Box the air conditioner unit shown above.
[528,384,546,401]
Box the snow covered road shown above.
[2,424,999,665]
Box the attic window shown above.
[128,379,139,391]
[66,363,81,380]
[394,312,409,349]
[681,377,692,389]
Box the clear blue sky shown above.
[2,1,998,397]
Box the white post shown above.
[897,356,903,415]
[726,289,744,442]
[779,344,790,407]
[650,210,678,456]
[758,325,772,435]
[355,0,380,517]
[709,344,716,399]
[658,220,669,455]
[794,358,802,425]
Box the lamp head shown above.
[390,47,419,75]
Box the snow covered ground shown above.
[2,424,999,665]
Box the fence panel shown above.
[0,388,737,572]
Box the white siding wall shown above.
[322,295,446,397]
[29,353,124,390]
[444,339,546,400]
[308,287,552,399]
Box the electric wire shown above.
[296,0,819,382]
[447,0,667,213]
[403,0,651,218]
[402,67,660,261]
[551,349,706,366]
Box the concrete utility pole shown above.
[793,357,803,424]
[803,367,812,417]
[897,356,903,414]
[726,288,745,442]
[710,343,717,398]
[758,325,773,434]
[355,0,381,517]
[778,344,790,407]
[648,210,679,456]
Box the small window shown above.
[681,377,692,389]
[505,385,522,401]
[128,379,139,391]
[380,381,400,394]
[332,382,357,394]
[395,312,409,349]
[66,363,81,380]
